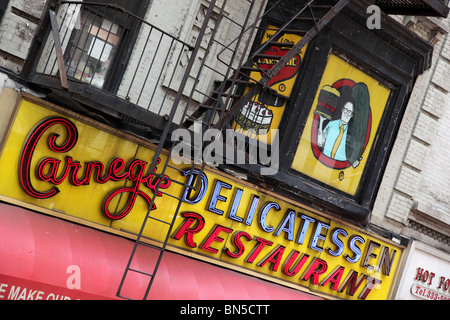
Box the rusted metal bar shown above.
[49,9,69,90]
[263,0,351,84]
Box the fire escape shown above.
[25,0,449,300]
[114,0,352,300]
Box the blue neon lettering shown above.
[208,179,231,215]
[258,202,280,232]
[327,228,348,257]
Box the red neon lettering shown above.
[103,186,156,220]
[81,161,108,184]
[141,158,171,196]
[67,157,84,186]
[19,117,78,198]
[101,158,171,218]
[338,270,367,296]
[108,157,127,181]
[257,245,285,271]
[282,250,310,277]
[245,237,273,264]
[172,212,205,247]
[200,225,233,254]
[359,277,382,300]
[36,157,66,184]
[301,258,328,285]
[320,266,345,291]
[19,117,172,220]
[103,159,149,220]
[225,231,252,258]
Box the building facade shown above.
[0,0,448,301]
[372,12,450,300]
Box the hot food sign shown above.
[0,93,404,300]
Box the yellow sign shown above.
[292,54,391,195]
[234,26,307,145]
[0,92,402,299]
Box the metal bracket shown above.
[49,9,69,90]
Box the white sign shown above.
[395,241,450,300]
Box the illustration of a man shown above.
[315,82,371,169]
[317,101,354,162]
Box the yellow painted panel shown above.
[292,54,391,195]
[233,25,308,145]
[0,94,402,299]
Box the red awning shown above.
[0,202,322,300]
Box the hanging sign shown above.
[292,54,391,195]
[0,92,403,299]
[234,25,307,145]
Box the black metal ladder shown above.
[116,0,351,300]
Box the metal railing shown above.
[32,0,262,126]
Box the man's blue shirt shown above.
[322,120,348,161]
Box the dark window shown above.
[0,0,9,23]
[62,1,148,91]
[64,9,124,89]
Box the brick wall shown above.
[372,16,450,252]
[116,0,261,122]
[0,0,45,74]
